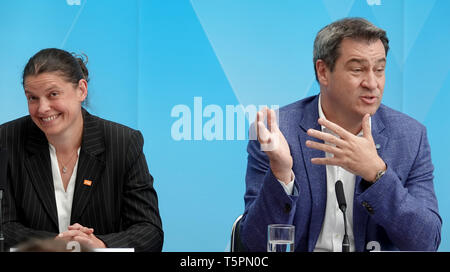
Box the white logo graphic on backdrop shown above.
[66,0,81,6]
[367,0,381,6]
[171,97,279,145]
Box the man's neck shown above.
[319,94,363,135]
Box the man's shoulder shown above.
[376,104,426,132]
[279,95,317,114]
[277,95,318,124]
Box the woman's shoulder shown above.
[0,115,34,144]
[85,111,137,131]
[83,110,142,145]
[0,115,36,152]
[0,115,32,130]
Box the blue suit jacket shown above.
[240,95,441,251]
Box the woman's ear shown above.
[77,79,88,102]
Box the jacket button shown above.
[284,203,292,213]
[362,201,374,214]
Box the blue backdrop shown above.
[1,0,449,251]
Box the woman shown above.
[0,48,163,251]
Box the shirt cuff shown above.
[277,171,295,195]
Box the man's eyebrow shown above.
[376,58,386,64]
[345,58,368,65]
[345,58,386,65]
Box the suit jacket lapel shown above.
[70,110,106,224]
[297,95,327,251]
[24,121,59,229]
[352,111,388,251]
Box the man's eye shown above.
[27,96,36,102]
[50,92,59,97]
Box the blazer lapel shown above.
[297,96,327,251]
[352,112,388,251]
[24,121,59,229]
[70,110,106,224]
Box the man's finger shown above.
[307,129,347,148]
[267,109,278,132]
[310,157,340,166]
[318,118,352,139]
[256,111,267,139]
[257,121,270,143]
[306,140,342,156]
[362,113,372,140]
[256,110,262,124]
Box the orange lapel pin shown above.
[83,179,93,186]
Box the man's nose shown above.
[361,70,378,91]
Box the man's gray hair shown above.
[313,17,389,81]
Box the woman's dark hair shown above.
[22,48,89,86]
[22,48,90,105]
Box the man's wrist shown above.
[273,169,294,184]
[367,161,387,183]
[278,171,295,195]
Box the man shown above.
[239,17,441,252]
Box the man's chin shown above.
[359,103,380,117]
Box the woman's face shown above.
[24,72,87,138]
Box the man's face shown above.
[320,38,386,125]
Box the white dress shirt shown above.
[278,95,371,252]
[49,144,80,234]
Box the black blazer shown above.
[0,109,163,251]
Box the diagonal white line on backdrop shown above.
[403,0,436,65]
[60,0,88,49]
[189,0,245,108]
[305,75,316,97]
[416,65,450,123]
[190,1,315,120]
[322,0,355,22]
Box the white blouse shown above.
[49,144,80,234]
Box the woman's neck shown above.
[47,114,83,154]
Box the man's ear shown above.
[316,59,330,87]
